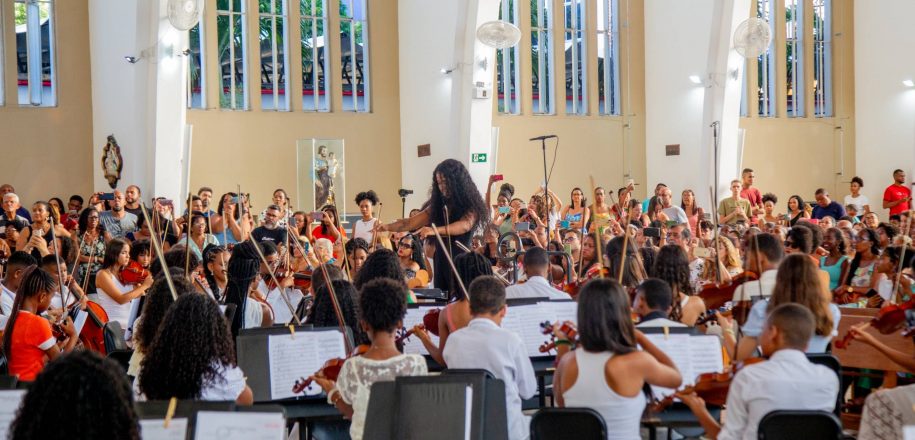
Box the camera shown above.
[398,189,413,198]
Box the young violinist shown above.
[137,293,253,404]
[353,191,379,243]
[3,266,78,381]
[1,251,37,317]
[679,304,839,440]
[731,232,783,302]
[201,244,229,301]
[310,278,428,440]
[94,238,152,328]
[634,278,687,328]
[442,276,537,440]
[345,238,369,275]
[653,245,705,326]
[553,278,682,440]
[413,251,493,365]
[734,254,840,361]
[38,255,85,313]
[127,272,195,377]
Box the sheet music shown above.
[539,301,577,325]
[501,304,555,357]
[266,288,305,325]
[0,390,25,440]
[194,411,285,440]
[641,333,724,398]
[402,307,439,355]
[268,330,346,399]
[463,385,473,440]
[72,309,89,335]
[139,418,188,440]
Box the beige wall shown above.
[0,0,93,207]
[739,0,855,208]
[187,0,401,216]
[493,0,647,205]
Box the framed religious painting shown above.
[296,139,345,212]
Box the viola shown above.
[698,271,758,311]
[51,290,110,354]
[694,303,734,327]
[397,324,424,345]
[834,299,915,349]
[539,321,579,353]
[563,266,611,298]
[119,260,150,285]
[423,308,441,337]
[651,357,765,412]
[292,344,369,394]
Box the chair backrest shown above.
[806,353,842,417]
[530,408,607,440]
[757,410,842,440]
[441,369,495,379]
[106,349,134,374]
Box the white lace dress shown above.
[336,354,428,440]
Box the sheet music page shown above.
[501,304,555,357]
[463,385,473,440]
[642,333,693,398]
[194,411,285,440]
[72,309,89,335]
[139,418,188,440]
[540,301,577,325]
[0,390,25,440]
[268,330,346,399]
[266,288,305,325]
[401,307,439,355]
[689,335,725,376]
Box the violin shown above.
[397,324,424,345]
[539,321,579,353]
[423,308,441,337]
[650,357,765,412]
[694,303,734,327]
[834,299,915,349]
[698,271,759,326]
[119,260,150,285]
[563,266,611,298]
[292,344,369,394]
[50,287,110,353]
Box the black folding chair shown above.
[806,353,843,417]
[530,408,607,440]
[106,349,133,374]
[757,410,842,440]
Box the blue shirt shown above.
[742,300,840,353]
[811,201,846,220]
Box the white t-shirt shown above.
[352,218,377,243]
[133,362,247,402]
[96,273,136,327]
[844,194,869,214]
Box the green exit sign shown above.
[471,153,488,163]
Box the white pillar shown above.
[89,0,188,206]
[645,0,749,209]
[397,0,499,211]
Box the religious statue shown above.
[101,134,123,189]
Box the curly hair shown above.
[10,350,139,440]
[358,278,408,333]
[129,239,150,262]
[353,248,405,290]
[355,190,380,206]
[653,245,692,321]
[399,233,428,271]
[138,293,236,400]
[133,270,196,353]
[762,193,778,205]
[307,279,369,346]
[428,159,489,236]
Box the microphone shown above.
[529,135,558,141]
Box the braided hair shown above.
[3,266,57,364]
[225,241,262,336]
[202,244,228,300]
[10,350,139,440]
[138,293,236,400]
[451,251,493,302]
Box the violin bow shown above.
[893,210,914,303]
[431,223,470,301]
[65,224,87,308]
[443,206,455,260]
[48,206,68,311]
[184,192,192,277]
[589,176,605,279]
[247,234,303,326]
[81,244,95,296]
[140,204,178,300]
[617,182,633,284]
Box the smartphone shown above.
[644,227,661,238]
[498,206,510,214]
[311,211,325,222]
[560,220,570,229]
[515,222,531,231]
[694,247,712,258]
[99,193,115,201]
[492,174,504,182]
[231,196,240,204]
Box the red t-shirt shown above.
[883,184,912,216]
[8,311,56,382]
[310,225,347,243]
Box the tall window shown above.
[217,0,248,110]
[785,0,803,117]
[813,0,832,117]
[564,0,586,115]
[596,0,619,115]
[496,0,520,115]
[756,0,776,117]
[301,0,329,112]
[260,0,290,111]
[531,0,554,115]
[14,0,56,107]
[339,0,369,112]
[187,20,206,109]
